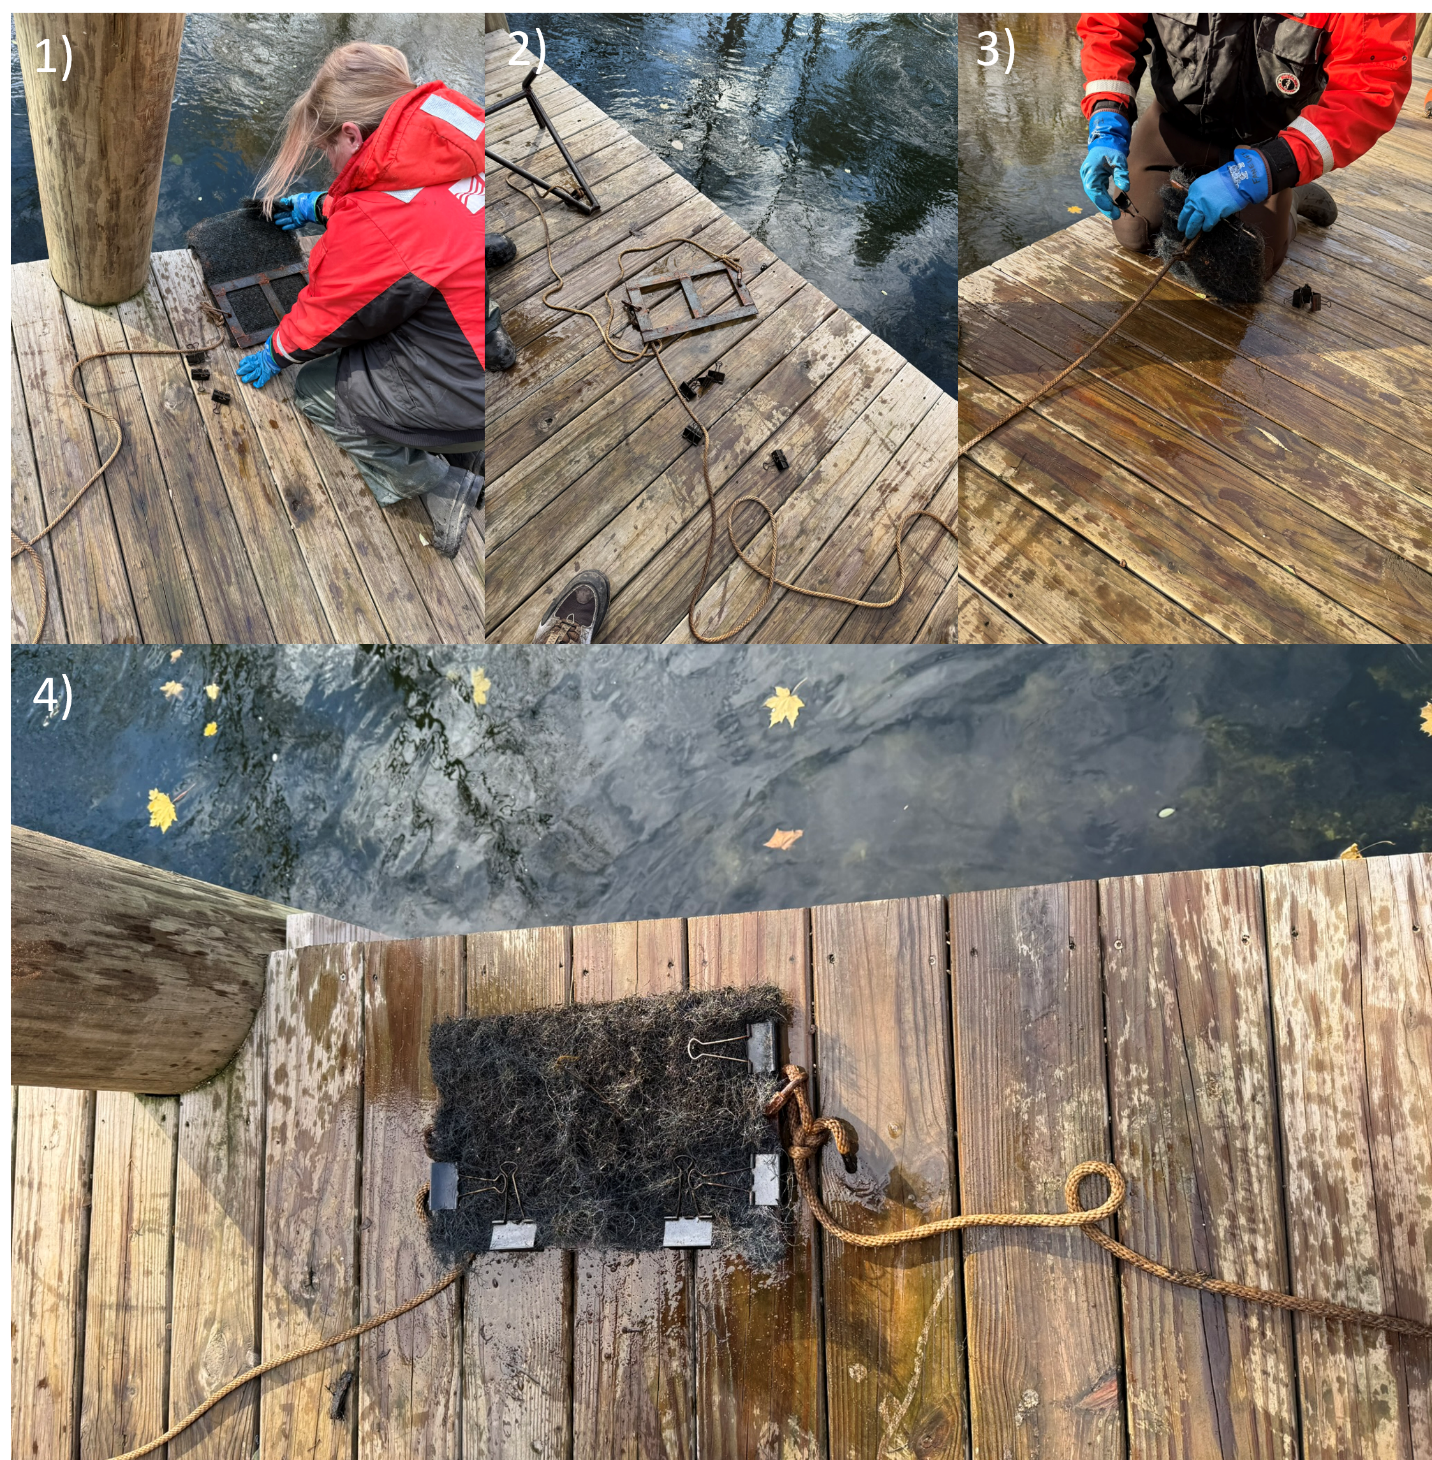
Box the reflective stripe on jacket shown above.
[1077,14,1413,188]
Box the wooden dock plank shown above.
[11,1087,95,1460]
[1264,857,1428,1459]
[464,927,574,1460]
[486,33,957,643]
[571,919,694,1460]
[79,1092,180,1458]
[688,909,825,1458]
[1100,867,1299,1460]
[11,339,67,643]
[12,261,141,643]
[358,938,463,1459]
[167,1005,266,1460]
[259,945,364,1460]
[952,881,1126,1460]
[812,896,966,1460]
[952,582,1037,645]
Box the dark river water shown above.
[959,13,1135,274]
[503,12,957,394]
[10,13,483,264]
[12,645,1430,937]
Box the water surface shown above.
[503,12,957,393]
[12,645,1430,936]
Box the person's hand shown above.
[1177,148,1270,239]
[1081,110,1132,219]
[273,191,325,231]
[236,339,282,389]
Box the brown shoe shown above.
[534,570,610,644]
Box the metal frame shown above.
[486,65,602,216]
[210,260,309,348]
[626,261,758,345]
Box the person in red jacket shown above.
[1078,14,1414,279]
[237,44,485,558]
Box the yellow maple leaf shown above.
[764,685,804,729]
[1339,843,1363,860]
[764,828,803,850]
[161,681,184,699]
[170,648,183,661]
[148,789,178,833]
[1067,205,1082,214]
[1421,701,1432,737]
[205,683,220,701]
[472,668,491,706]
[204,722,217,737]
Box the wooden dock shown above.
[957,54,1432,646]
[11,244,484,645]
[483,31,958,644]
[14,850,1430,1458]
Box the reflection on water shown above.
[503,13,957,393]
[11,645,1431,937]
[10,13,483,263]
[960,13,1152,274]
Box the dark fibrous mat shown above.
[425,984,790,1268]
[1156,167,1266,304]
[185,207,307,336]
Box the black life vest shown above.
[1140,14,1329,143]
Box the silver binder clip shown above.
[687,1019,777,1073]
[751,1152,780,1207]
[663,1156,714,1247]
[489,1162,538,1251]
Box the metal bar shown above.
[485,148,598,215]
[636,303,758,344]
[525,75,602,213]
[678,273,703,317]
[255,274,286,322]
[484,65,603,215]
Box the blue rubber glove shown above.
[236,339,282,389]
[1081,110,1132,219]
[273,191,325,231]
[1177,148,1270,239]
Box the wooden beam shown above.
[11,827,296,1092]
[14,14,186,305]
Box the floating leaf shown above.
[1422,701,1432,737]
[205,683,220,701]
[148,789,178,833]
[170,649,183,661]
[1339,843,1363,860]
[161,681,184,699]
[472,668,491,706]
[764,828,803,851]
[764,685,804,729]
[671,139,684,151]
[204,722,217,738]
[1067,204,1082,213]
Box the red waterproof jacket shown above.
[1078,14,1413,192]
[272,80,486,450]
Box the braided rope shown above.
[767,1065,1431,1342]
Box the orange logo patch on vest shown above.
[1276,72,1301,95]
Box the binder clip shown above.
[489,1162,539,1251]
[663,1156,714,1247]
[686,1020,776,1074]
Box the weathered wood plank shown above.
[168,1008,266,1460]
[11,1087,95,1460]
[812,896,965,1460]
[259,944,364,1460]
[80,1092,180,1458]
[953,580,1038,644]
[1100,866,1299,1460]
[1264,856,1430,1460]
[571,919,694,1460]
[11,339,67,643]
[12,260,140,643]
[688,908,824,1458]
[358,938,464,1459]
[464,926,573,1460]
[952,881,1125,1459]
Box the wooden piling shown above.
[15,13,185,305]
[10,826,296,1092]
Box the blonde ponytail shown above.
[256,43,417,212]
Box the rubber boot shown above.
[442,449,484,474]
[487,231,517,269]
[1293,182,1337,228]
[487,303,517,372]
[423,465,484,558]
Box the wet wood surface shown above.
[957,53,1432,644]
[484,30,956,643]
[10,240,484,644]
[12,856,1430,1456]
